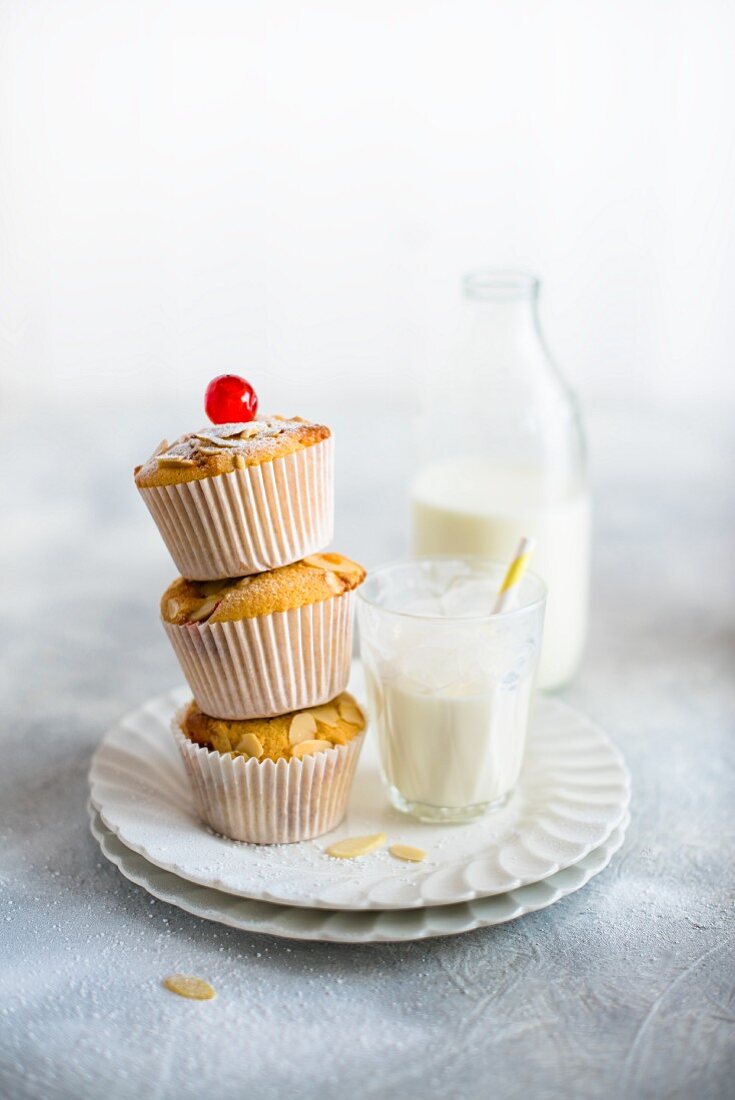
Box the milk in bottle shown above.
[411,271,590,689]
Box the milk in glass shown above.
[358,559,546,822]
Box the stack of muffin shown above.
[134,414,367,844]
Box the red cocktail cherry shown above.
[204,375,258,424]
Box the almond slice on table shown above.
[291,739,332,759]
[389,844,427,863]
[236,733,264,758]
[163,975,216,1001]
[288,712,318,746]
[325,834,387,859]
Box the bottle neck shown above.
[465,296,539,346]
[460,271,543,360]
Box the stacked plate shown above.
[88,665,630,944]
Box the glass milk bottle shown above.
[411,270,590,689]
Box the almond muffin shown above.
[173,693,367,843]
[134,417,333,579]
[162,553,366,720]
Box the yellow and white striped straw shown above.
[492,536,536,614]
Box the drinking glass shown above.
[357,557,546,823]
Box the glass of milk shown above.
[411,270,589,690]
[357,557,546,823]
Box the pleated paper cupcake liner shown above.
[164,591,354,720]
[139,437,334,580]
[172,714,365,844]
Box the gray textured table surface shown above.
[2,400,734,1100]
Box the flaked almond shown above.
[325,833,387,859]
[236,732,264,758]
[333,561,364,578]
[291,739,332,759]
[338,697,364,726]
[304,553,342,572]
[324,572,343,594]
[233,454,246,469]
[305,553,363,578]
[389,844,427,863]
[157,454,195,467]
[207,436,242,449]
[163,974,215,1000]
[166,598,185,620]
[188,596,219,623]
[153,438,170,456]
[193,430,242,449]
[215,424,253,438]
[199,579,228,597]
[288,712,318,746]
[306,703,340,728]
[238,423,260,439]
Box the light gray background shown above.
[1,401,733,1100]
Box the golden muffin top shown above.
[179,692,366,762]
[161,553,366,625]
[134,416,330,488]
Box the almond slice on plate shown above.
[389,844,427,863]
[325,833,387,859]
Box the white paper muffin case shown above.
[163,591,354,720]
[172,714,365,844]
[138,437,334,580]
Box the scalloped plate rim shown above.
[88,674,631,911]
[88,805,630,943]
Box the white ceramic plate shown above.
[89,806,629,943]
[88,666,630,910]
